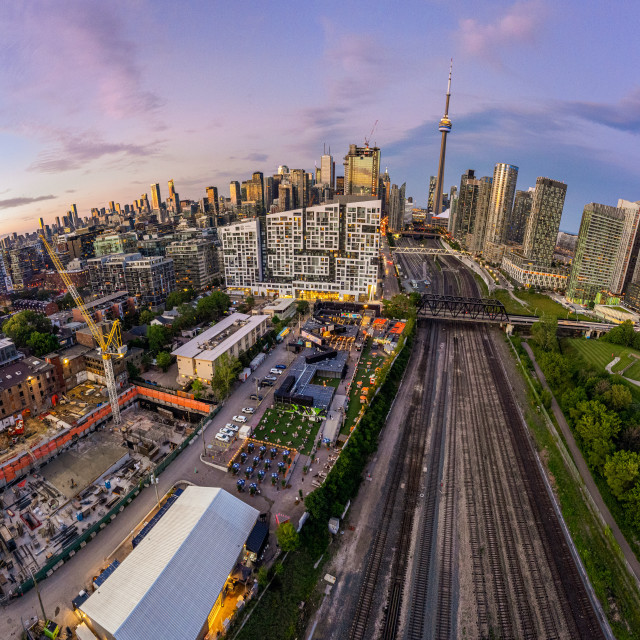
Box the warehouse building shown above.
[78,486,259,640]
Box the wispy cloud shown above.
[457,1,547,63]
[28,132,155,173]
[2,4,163,121]
[244,153,268,163]
[567,88,640,133]
[0,195,56,210]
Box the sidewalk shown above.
[523,342,640,583]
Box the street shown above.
[0,337,297,638]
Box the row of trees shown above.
[530,317,640,533]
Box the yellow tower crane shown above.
[40,235,127,425]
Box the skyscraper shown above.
[167,179,180,213]
[388,183,406,233]
[567,203,626,302]
[291,169,309,208]
[344,144,380,197]
[428,176,437,212]
[432,61,453,218]
[230,181,241,207]
[611,199,640,295]
[483,162,518,263]
[507,190,534,244]
[151,183,162,211]
[320,152,335,189]
[522,178,567,265]
[206,186,219,215]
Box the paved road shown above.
[380,237,399,299]
[0,337,296,638]
[523,342,640,584]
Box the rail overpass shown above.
[417,293,614,336]
[393,246,451,256]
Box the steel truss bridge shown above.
[392,246,451,256]
[417,293,509,321]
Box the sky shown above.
[0,0,639,235]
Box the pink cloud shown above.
[458,1,547,62]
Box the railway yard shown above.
[312,239,608,640]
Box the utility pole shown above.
[29,569,47,623]
[151,469,161,509]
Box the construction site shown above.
[0,381,211,600]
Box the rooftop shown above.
[80,486,258,640]
[0,357,53,392]
[264,298,296,313]
[83,291,131,310]
[172,312,268,362]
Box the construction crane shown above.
[364,120,378,148]
[39,235,127,425]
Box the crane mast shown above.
[39,235,126,425]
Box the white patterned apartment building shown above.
[219,200,381,301]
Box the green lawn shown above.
[312,376,341,389]
[491,289,528,315]
[565,338,640,372]
[253,407,322,455]
[623,359,640,382]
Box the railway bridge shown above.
[417,293,614,337]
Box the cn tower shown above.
[432,60,453,219]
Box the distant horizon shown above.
[2,1,638,238]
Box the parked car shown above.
[215,433,230,443]
[270,368,283,375]
[275,364,287,370]
[242,407,255,414]
[219,427,234,437]
[225,423,239,432]
[264,375,277,382]
[233,415,247,423]
[250,394,264,401]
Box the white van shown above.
[270,368,283,375]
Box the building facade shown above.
[94,233,138,257]
[501,252,568,290]
[611,199,640,295]
[344,145,380,197]
[507,189,534,244]
[220,200,381,301]
[522,178,567,266]
[483,163,518,263]
[125,256,176,309]
[166,238,220,292]
[567,203,626,302]
[173,313,269,383]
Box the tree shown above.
[26,332,59,357]
[57,292,75,310]
[603,320,635,346]
[531,316,559,352]
[276,522,300,551]
[211,352,241,399]
[191,378,204,399]
[245,295,255,309]
[165,289,196,311]
[620,425,640,453]
[382,294,413,319]
[257,566,269,588]
[296,299,309,316]
[539,351,570,388]
[197,291,230,322]
[575,400,622,471]
[622,484,640,531]
[156,351,172,372]
[127,361,141,381]
[3,310,52,347]
[602,384,633,412]
[148,324,171,353]
[604,450,640,500]
[139,309,155,325]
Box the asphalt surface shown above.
[0,337,296,638]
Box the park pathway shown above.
[524,343,640,584]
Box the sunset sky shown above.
[0,0,638,235]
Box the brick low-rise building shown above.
[0,356,58,427]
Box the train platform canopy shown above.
[79,486,259,640]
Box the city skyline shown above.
[1,1,639,236]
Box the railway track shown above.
[348,324,437,640]
[350,246,607,639]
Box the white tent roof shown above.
[80,486,259,640]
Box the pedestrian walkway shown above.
[523,342,640,584]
